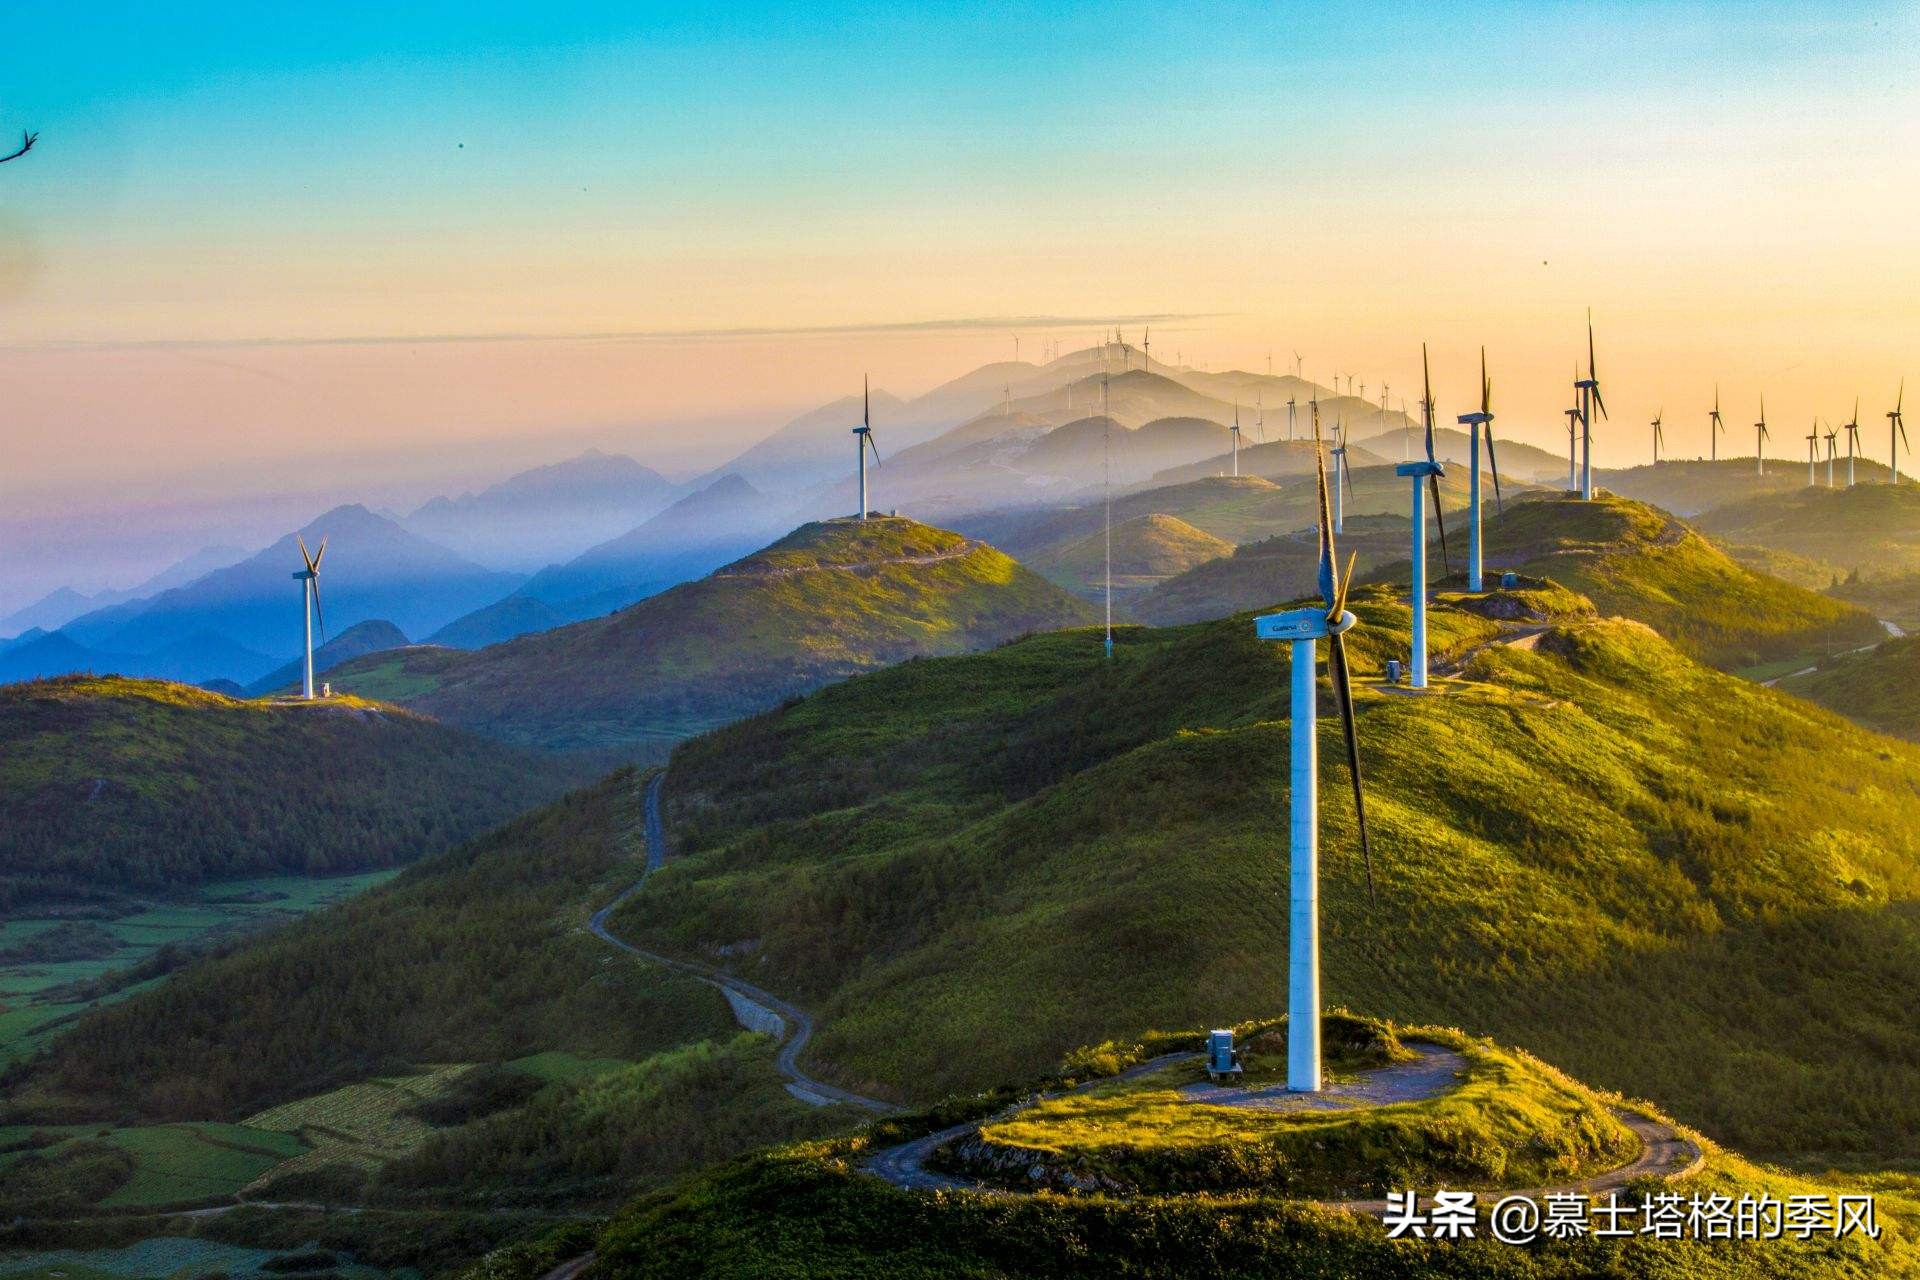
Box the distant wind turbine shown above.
[1455,347,1501,593]
[1891,382,1908,485]
[292,535,328,701]
[1287,395,1298,443]
[852,376,880,519]
[1755,395,1770,476]
[1252,406,1373,1093]
[1395,344,1449,688]
[1651,410,1665,466]
[1825,421,1838,488]
[1256,391,1266,443]
[1709,386,1726,462]
[1230,403,1243,477]
[1844,399,1861,487]
[1806,422,1820,487]
[1575,312,1607,500]
[1293,350,1304,379]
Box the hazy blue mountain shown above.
[57,506,522,672]
[405,449,680,572]
[518,474,784,609]
[0,627,278,687]
[242,618,411,696]
[424,595,568,648]
[0,544,246,638]
[701,390,913,494]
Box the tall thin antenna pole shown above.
[1103,374,1113,660]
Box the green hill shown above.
[1027,513,1233,597]
[593,1021,1918,1279]
[602,582,1920,1169]
[1598,457,1827,516]
[1481,493,1883,668]
[971,466,1488,573]
[319,517,1094,752]
[1132,494,1876,669]
[1833,571,1920,631]
[1777,634,1920,738]
[1131,515,1408,625]
[0,676,585,906]
[1692,481,1920,581]
[38,568,1920,1172]
[17,772,735,1123]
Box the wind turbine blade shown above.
[310,578,326,644]
[1313,413,1336,609]
[1429,473,1450,574]
[1325,629,1373,904]
[311,537,326,571]
[297,534,314,575]
[1485,426,1504,513]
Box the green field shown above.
[0,1120,308,1211]
[0,1237,387,1280]
[0,871,400,1064]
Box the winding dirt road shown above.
[587,773,894,1114]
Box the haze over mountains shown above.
[8,341,1916,702]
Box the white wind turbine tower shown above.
[852,376,880,519]
[1844,400,1861,486]
[292,535,328,701]
[1252,405,1372,1093]
[1230,403,1243,477]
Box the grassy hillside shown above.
[1130,495,1876,668]
[1481,493,1883,668]
[1692,481,1920,580]
[969,467,1486,572]
[605,577,1920,1168]
[1026,514,1233,597]
[1132,515,1408,625]
[1834,571,1920,631]
[1778,635,1920,738]
[320,518,1094,752]
[599,1125,1915,1279]
[0,677,585,906]
[18,772,732,1121]
[1597,457,1819,516]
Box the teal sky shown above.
[0,2,1916,603]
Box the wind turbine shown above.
[1293,350,1304,379]
[1395,345,1449,688]
[1709,386,1725,462]
[1230,403,1243,477]
[292,535,327,701]
[1651,410,1665,466]
[1252,407,1372,1094]
[1825,421,1838,487]
[852,377,880,519]
[1806,422,1819,487]
[1256,391,1266,443]
[1755,396,1770,475]
[1287,395,1298,443]
[1575,313,1607,500]
[1891,382,1908,485]
[1844,399,1861,487]
[1455,348,1501,593]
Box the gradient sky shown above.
[2,1,1917,603]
